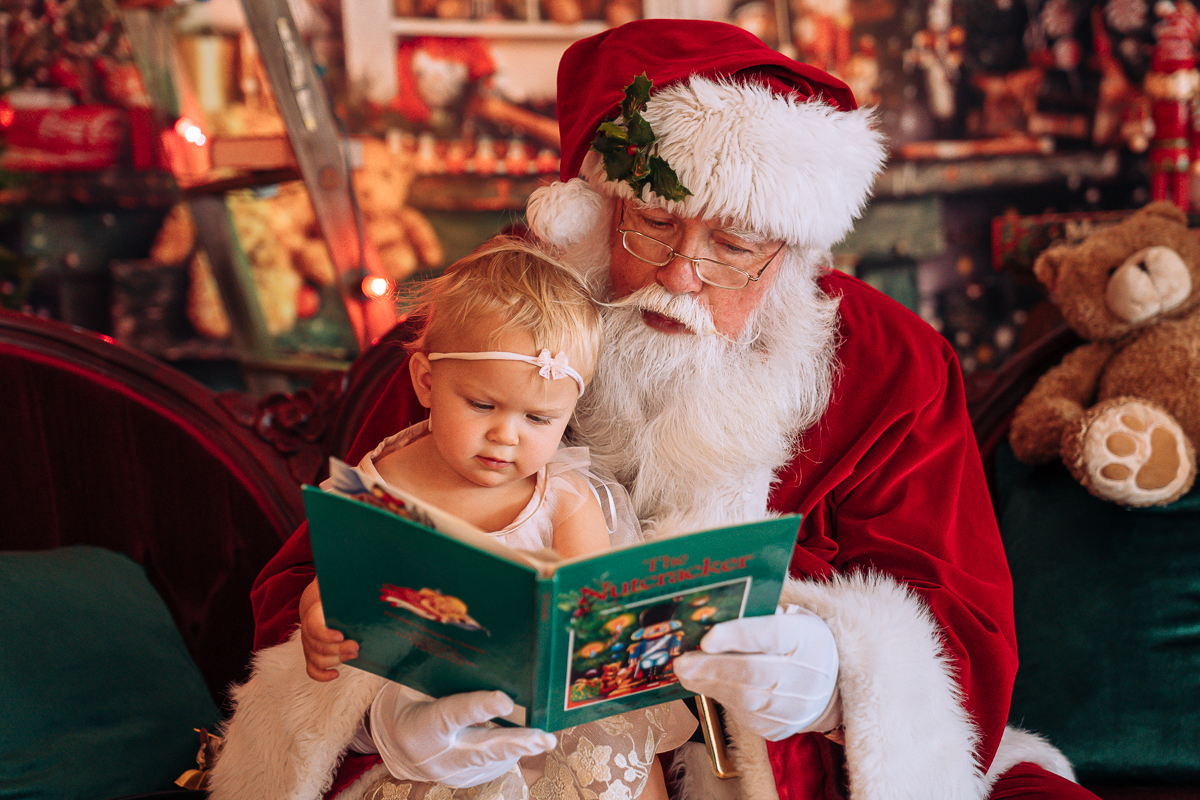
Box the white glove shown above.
[673,607,840,741]
[367,683,557,788]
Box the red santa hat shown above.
[528,19,887,252]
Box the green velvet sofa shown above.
[968,323,1200,800]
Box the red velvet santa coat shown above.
[210,271,1070,800]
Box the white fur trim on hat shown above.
[578,76,886,251]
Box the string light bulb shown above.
[362,275,392,300]
[174,117,207,146]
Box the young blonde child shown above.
[298,237,693,800]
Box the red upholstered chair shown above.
[0,309,417,798]
[0,308,317,797]
[0,309,307,703]
[212,318,417,490]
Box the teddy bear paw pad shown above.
[1077,400,1195,506]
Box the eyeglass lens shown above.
[623,230,753,289]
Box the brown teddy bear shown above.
[1009,201,1200,506]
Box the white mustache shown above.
[596,284,718,337]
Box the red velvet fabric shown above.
[251,271,1018,798]
[989,764,1101,799]
[766,271,1018,795]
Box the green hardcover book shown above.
[307,458,799,732]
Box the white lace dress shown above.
[352,422,697,800]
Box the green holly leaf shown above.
[625,115,655,146]
[589,73,691,202]
[647,156,693,201]
[591,134,627,155]
[631,150,651,180]
[597,121,628,142]
[622,73,652,119]
[603,149,633,182]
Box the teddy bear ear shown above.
[1138,200,1187,225]
[1032,246,1064,294]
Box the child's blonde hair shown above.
[406,236,604,381]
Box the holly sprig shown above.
[556,575,622,633]
[590,73,692,202]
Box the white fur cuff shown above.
[781,572,987,800]
[206,630,387,800]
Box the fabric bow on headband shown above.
[530,349,574,382]
[427,349,587,396]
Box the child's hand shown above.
[299,578,359,681]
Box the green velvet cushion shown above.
[995,443,1200,784]
[0,547,221,799]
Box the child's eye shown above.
[526,414,553,425]
[468,400,494,411]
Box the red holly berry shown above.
[626,145,638,156]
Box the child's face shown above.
[411,327,582,491]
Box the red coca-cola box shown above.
[0,103,130,172]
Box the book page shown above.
[323,457,562,574]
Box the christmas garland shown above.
[590,73,692,202]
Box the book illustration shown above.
[562,578,750,710]
[380,584,489,635]
[325,461,436,530]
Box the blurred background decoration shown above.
[0,0,1197,389]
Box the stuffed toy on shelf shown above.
[1009,201,1200,507]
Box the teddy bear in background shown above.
[149,136,443,342]
[1009,201,1200,507]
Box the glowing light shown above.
[0,104,13,127]
[362,275,392,299]
[174,117,207,146]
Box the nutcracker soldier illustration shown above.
[1145,2,1200,211]
[625,602,685,687]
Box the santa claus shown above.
[208,19,1094,800]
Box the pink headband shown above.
[428,349,586,397]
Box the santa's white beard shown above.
[559,213,842,535]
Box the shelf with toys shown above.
[383,19,606,40]
[343,0,610,108]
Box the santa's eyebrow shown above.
[719,226,769,243]
[627,198,661,213]
[628,201,771,244]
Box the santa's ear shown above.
[409,352,434,409]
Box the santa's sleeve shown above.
[753,280,1073,799]
[803,351,1011,792]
